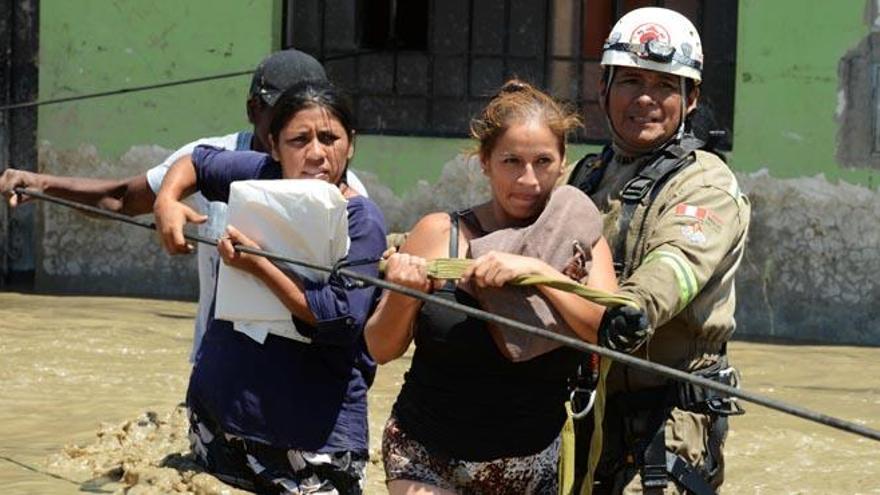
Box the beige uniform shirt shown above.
[564,149,750,392]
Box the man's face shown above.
[602,66,697,153]
[247,98,273,152]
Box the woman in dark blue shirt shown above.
[154,80,386,494]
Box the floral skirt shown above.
[382,413,559,494]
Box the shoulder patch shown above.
[681,222,709,246]
[674,203,724,226]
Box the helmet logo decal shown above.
[630,23,670,45]
[681,42,692,58]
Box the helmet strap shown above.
[675,76,687,141]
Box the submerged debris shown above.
[46,405,247,494]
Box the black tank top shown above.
[392,211,585,461]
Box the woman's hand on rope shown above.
[382,232,408,260]
[462,251,554,288]
[0,169,42,207]
[153,196,207,254]
[383,253,432,296]
[217,225,266,273]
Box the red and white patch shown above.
[674,203,723,225]
[630,23,670,45]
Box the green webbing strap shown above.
[381,258,638,308]
[580,358,611,495]
[381,257,638,495]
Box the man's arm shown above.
[617,163,749,331]
[1,133,240,214]
[153,155,205,255]
[0,168,155,215]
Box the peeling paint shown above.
[736,170,880,344]
[36,142,197,299]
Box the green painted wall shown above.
[351,135,598,195]
[731,0,875,185]
[359,1,880,192]
[359,0,879,193]
[38,0,280,160]
[36,1,876,191]
[351,136,470,193]
[34,0,599,194]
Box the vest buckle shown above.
[620,176,654,202]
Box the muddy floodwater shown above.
[1,292,878,494]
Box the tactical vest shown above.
[568,135,742,495]
[568,134,706,279]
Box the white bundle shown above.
[214,179,350,344]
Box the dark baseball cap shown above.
[248,49,328,106]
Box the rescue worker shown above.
[563,7,750,494]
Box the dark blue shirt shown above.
[186,145,387,453]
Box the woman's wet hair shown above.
[470,79,582,160]
[268,80,355,144]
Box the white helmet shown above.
[601,7,703,83]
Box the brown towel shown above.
[469,185,603,362]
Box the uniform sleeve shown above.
[298,197,388,346]
[617,159,748,330]
[191,146,271,203]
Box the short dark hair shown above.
[268,80,355,144]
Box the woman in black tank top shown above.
[365,80,619,495]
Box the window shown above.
[836,33,880,169]
[284,0,738,148]
[360,0,429,50]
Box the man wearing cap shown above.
[562,7,750,495]
[0,49,368,362]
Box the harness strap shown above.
[570,146,614,198]
[442,211,461,292]
[614,138,703,278]
[642,415,670,490]
[640,403,718,495]
[569,136,706,279]
[705,416,728,480]
[665,451,717,495]
[448,212,460,258]
[235,130,254,151]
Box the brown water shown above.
[0,292,878,494]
